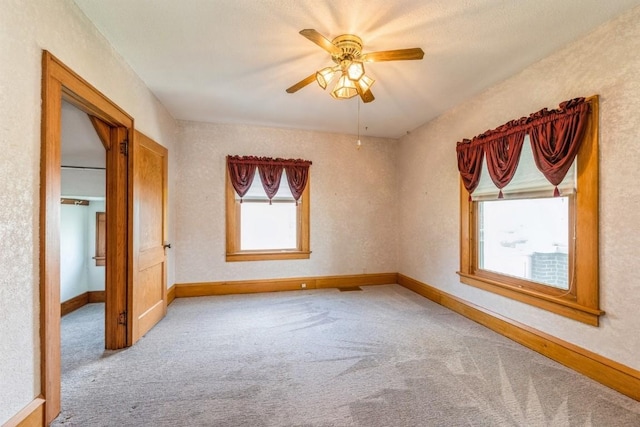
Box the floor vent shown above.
[337,286,363,292]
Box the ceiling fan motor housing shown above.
[331,34,363,63]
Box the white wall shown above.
[60,205,90,302]
[175,121,398,284]
[0,0,176,422]
[398,5,640,371]
[59,200,106,302]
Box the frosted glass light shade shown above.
[356,75,375,92]
[331,74,358,99]
[347,62,365,81]
[316,67,337,90]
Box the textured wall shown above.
[398,5,640,371]
[0,0,176,422]
[175,121,398,284]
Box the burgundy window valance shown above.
[227,155,312,204]
[456,97,590,199]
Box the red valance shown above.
[227,155,312,203]
[456,97,590,198]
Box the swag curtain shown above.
[456,97,590,199]
[227,155,312,203]
[257,163,284,202]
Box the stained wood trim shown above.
[1,396,45,427]
[41,50,133,423]
[95,212,106,266]
[60,293,89,316]
[108,126,130,349]
[397,274,640,402]
[458,95,601,326]
[60,291,105,317]
[167,285,176,305]
[88,290,105,303]
[60,198,89,206]
[226,251,311,262]
[40,50,63,426]
[89,115,112,151]
[174,273,397,298]
[225,169,311,262]
[458,272,602,326]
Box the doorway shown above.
[41,51,132,424]
[60,100,107,315]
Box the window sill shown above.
[457,271,604,326]
[226,250,311,262]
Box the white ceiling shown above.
[61,100,105,168]
[61,100,106,197]
[73,0,640,139]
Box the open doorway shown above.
[60,100,106,316]
[42,51,169,424]
[41,51,133,424]
[59,100,107,384]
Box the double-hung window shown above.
[225,156,311,262]
[458,96,602,325]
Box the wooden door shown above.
[129,130,168,344]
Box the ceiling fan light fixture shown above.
[287,29,424,103]
[356,74,375,93]
[331,73,358,99]
[316,66,337,90]
[347,61,365,81]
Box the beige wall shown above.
[174,121,398,284]
[2,0,639,422]
[398,6,640,371]
[0,0,177,423]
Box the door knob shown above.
[163,242,172,249]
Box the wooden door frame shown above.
[40,51,133,424]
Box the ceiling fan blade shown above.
[299,29,342,56]
[361,48,424,62]
[357,86,375,103]
[286,73,317,94]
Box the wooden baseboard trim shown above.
[397,273,640,402]
[167,285,176,305]
[61,291,105,316]
[174,273,397,298]
[2,396,45,427]
[60,293,89,316]
[88,290,105,303]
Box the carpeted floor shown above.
[53,285,640,426]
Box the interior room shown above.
[2,1,640,426]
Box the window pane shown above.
[478,197,569,289]
[238,169,294,201]
[473,135,576,200]
[240,201,297,250]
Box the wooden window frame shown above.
[94,211,106,266]
[225,170,310,262]
[458,96,603,326]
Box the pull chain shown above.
[356,98,362,149]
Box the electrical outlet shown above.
[301,283,307,288]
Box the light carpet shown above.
[53,284,640,426]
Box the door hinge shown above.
[118,311,127,326]
[119,139,128,156]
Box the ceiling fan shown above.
[286,29,424,103]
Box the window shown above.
[95,211,106,266]
[458,96,602,325]
[478,196,571,290]
[225,157,311,262]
